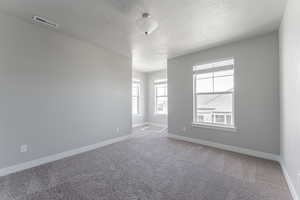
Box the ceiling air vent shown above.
[32,16,58,29]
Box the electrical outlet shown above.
[20,145,28,153]
[116,128,120,133]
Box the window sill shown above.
[191,123,237,132]
[154,113,168,116]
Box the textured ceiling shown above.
[0,0,287,72]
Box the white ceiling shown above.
[0,0,287,72]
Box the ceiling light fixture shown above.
[136,13,159,35]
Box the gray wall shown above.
[132,70,147,126]
[279,0,300,197]
[147,70,168,126]
[168,32,280,154]
[0,13,131,169]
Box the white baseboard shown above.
[0,134,131,177]
[168,133,300,200]
[168,133,279,161]
[132,123,148,128]
[2,132,297,200]
[133,122,167,128]
[279,160,299,200]
[148,122,167,128]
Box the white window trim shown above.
[193,59,236,130]
[154,79,168,115]
[132,80,141,115]
[191,122,237,132]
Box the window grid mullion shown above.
[196,74,232,81]
[155,83,168,114]
[195,92,233,95]
[156,95,167,97]
[193,59,234,127]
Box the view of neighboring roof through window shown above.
[193,58,235,129]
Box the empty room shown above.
[0,0,299,199]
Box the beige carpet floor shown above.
[0,131,292,200]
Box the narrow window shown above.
[132,80,140,115]
[154,79,168,115]
[193,59,235,127]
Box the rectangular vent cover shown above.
[32,16,58,28]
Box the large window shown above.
[193,59,234,127]
[154,79,168,115]
[132,80,140,115]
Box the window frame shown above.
[154,79,168,115]
[132,80,141,115]
[192,59,236,130]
